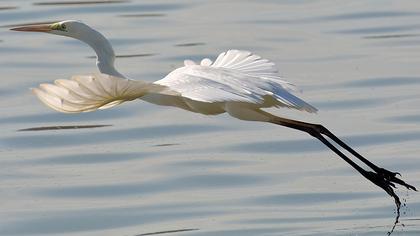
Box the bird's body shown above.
[11,20,416,232]
[16,21,315,118]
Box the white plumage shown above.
[32,48,317,115]
[32,74,159,113]
[12,21,317,117]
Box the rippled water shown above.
[1,0,420,235]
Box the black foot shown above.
[376,168,417,192]
[361,170,400,203]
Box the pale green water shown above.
[1,0,420,235]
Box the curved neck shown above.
[77,29,124,78]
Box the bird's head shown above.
[10,20,121,77]
[10,20,90,39]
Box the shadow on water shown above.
[174,42,206,47]
[18,124,112,131]
[136,228,199,236]
[33,0,129,6]
[0,6,18,11]
[1,124,225,149]
[113,53,157,58]
[226,131,420,154]
[33,173,266,198]
[153,143,179,147]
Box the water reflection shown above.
[136,228,199,236]
[1,124,225,149]
[18,124,112,131]
[153,143,179,147]
[33,0,129,6]
[0,6,17,11]
[174,42,206,47]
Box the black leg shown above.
[269,116,416,192]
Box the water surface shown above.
[1,0,420,235]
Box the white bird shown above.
[11,20,415,212]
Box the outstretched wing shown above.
[156,50,317,113]
[32,74,160,113]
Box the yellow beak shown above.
[10,23,52,32]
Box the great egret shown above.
[11,20,416,217]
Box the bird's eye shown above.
[51,22,67,32]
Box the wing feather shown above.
[156,50,317,113]
[33,73,161,113]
